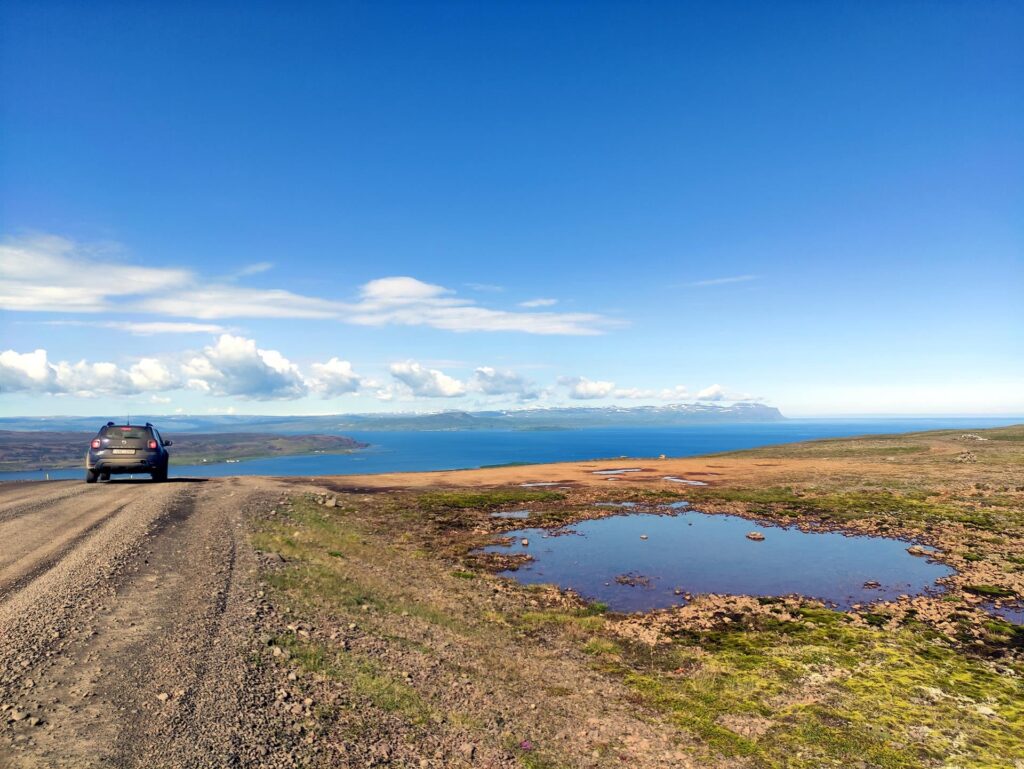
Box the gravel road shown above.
[0,477,296,768]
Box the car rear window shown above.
[101,426,150,439]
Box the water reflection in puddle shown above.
[490,509,532,519]
[485,510,955,612]
[985,602,1024,625]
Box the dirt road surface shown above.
[0,477,295,768]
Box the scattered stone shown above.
[615,572,652,587]
[639,534,649,540]
[9,710,27,722]
[906,545,933,557]
[863,580,881,589]
[459,743,476,760]
[521,539,529,547]
[157,692,169,703]
[954,452,977,464]
[917,686,944,702]
[325,496,337,508]
[975,704,997,717]
[746,532,765,541]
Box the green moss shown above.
[278,635,432,723]
[687,486,998,530]
[612,617,1024,768]
[964,585,1016,598]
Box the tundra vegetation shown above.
[253,426,1024,768]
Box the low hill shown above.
[0,431,366,472]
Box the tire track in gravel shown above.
[0,482,93,525]
[0,497,141,602]
[0,477,300,769]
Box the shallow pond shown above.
[485,510,956,612]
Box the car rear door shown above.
[102,426,150,455]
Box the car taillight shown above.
[148,440,158,449]
[91,439,101,449]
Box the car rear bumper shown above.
[87,452,164,474]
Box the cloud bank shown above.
[0,336,756,407]
[1,234,617,335]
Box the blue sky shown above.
[1,1,1021,417]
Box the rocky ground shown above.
[1,425,1022,768]
[0,477,303,768]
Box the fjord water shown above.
[487,511,956,612]
[3,418,1019,481]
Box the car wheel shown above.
[100,473,110,481]
[152,466,168,482]
[85,469,99,484]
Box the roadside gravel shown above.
[0,477,300,768]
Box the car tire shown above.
[152,465,168,482]
[100,473,110,481]
[85,469,99,484]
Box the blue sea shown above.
[2,418,1018,482]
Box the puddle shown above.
[484,511,955,612]
[663,476,708,486]
[984,602,1024,625]
[592,468,644,476]
[596,502,637,508]
[490,509,532,519]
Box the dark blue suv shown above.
[85,422,172,483]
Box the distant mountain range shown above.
[0,403,784,434]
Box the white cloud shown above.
[556,379,696,402]
[146,286,339,320]
[389,360,466,397]
[232,261,273,278]
[559,376,617,400]
[129,358,177,390]
[0,234,191,312]
[1,235,617,335]
[0,348,173,397]
[348,277,610,335]
[693,384,762,403]
[309,357,363,397]
[696,384,726,401]
[182,334,308,400]
[473,366,540,400]
[1,336,763,408]
[518,298,557,308]
[658,385,691,400]
[0,349,58,392]
[112,321,228,335]
[611,387,658,399]
[686,275,757,287]
[42,320,228,335]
